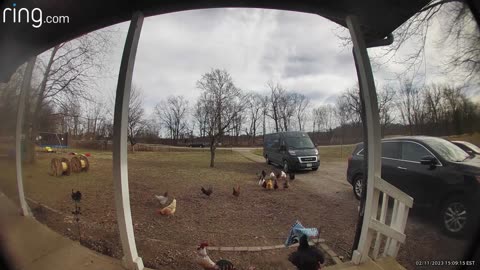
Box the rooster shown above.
[258,170,266,186]
[288,235,325,270]
[158,198,176,216]
[154,191,169,205]
[196,243,236,270]
[232,185,240,197]
[201,186,213,196]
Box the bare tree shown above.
[277,92,296,131]
[377,86,396,134]
[245,92,264,144]
[128,85,145,151]
[193,94,208,138]
[25,30,113,162]
[155,95,189,142]
[395,79,424,135]
[313,104,336,133]
[196,69,245,167]
[338,87,362,126]
[266,81,284,132]
[292,93,310,131]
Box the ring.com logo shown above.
[2,3,70,28]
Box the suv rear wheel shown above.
[353,175,363,200]
[440,196,472,238]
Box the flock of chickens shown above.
[153,170,324,270]
[154,169,294,217]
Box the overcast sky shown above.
[95,8,478,116]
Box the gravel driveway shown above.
[236,149,471,269]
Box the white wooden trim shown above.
[375,176,413,208]
[15,58,36,217]
[372,192,388,259]
[112,11,144,270]
[347,15,382,264]
[369,219,406,243]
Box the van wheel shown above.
[440,196,473,238]
[353,175,363,200]
[283,160,289,173]
[266,156,271,165]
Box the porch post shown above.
[15,57,36,217]
[346,16,382,264]
[112,11,144,270]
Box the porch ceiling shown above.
[0,0,430,82]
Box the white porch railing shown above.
[364,177,414,260]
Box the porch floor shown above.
[0,193,152,270]
[324,256,406,270]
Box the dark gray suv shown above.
[347,136,480,237]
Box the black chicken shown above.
[201,186,213,196]
[288,235,325,270]
[71,189,82,202]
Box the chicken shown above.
[71,189,82,202]
[196,243,216,269]
[233,185,240,197]
[201,186,213,196]
[269,172,275,178]
[274,178,279,190]
[258,177,265,186]
[258,170,266,186]
[289,172,296,180]
[288,235,325,270]
[154,191,169,205]
[196,243,237,270]
[276,171,289,189]
[262,179,267,188]
[266,179,273,190]
[158,198,176,216]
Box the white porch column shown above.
[15,57,36,217]
[112,11,144,270]
[346,16,382,264]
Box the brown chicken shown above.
[233,185,240,197]
[158,198,176,216]
[201,186,213,196]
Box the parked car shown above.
[188,143,206,148]
[451,140,480,156]
[263,131,319,172]
[346,136,480,237]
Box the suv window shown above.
[382,141,401,159]
[402,142,431,162]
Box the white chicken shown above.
[155,191,169,205]
[196,243,216,269]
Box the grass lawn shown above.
[0,148,343,270]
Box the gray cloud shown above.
[93,7,477,118]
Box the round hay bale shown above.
[50,158,62,177]
[71,156,82,173]
[60,158,71,176]
[79,155,89,172]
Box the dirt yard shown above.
[0,149,345,270]
[0,146,471,270]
